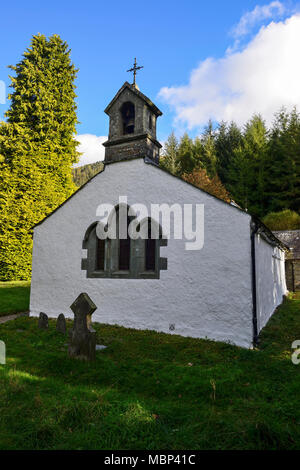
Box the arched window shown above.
[82,210,167,279]
[148,113,152,131]
[81,222,106,276]
[120,101,135,135]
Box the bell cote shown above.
[103,82,162,164]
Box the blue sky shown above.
[0,0,299,165]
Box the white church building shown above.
[30,80,288,348]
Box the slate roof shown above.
[273,230,300,258]
[104,82,162,117]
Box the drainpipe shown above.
[251,220,259,346]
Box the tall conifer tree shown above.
[160,131,180,175]
[0,34,79,280]
[227,115,267,215]
[177,133,195,175]
[201,119,217,178]
[265,108,300,213]
[215,121,242,185]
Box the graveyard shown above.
[1,0,300,457]
[0,283,300,450]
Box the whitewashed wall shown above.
[255,234,287,333]
[30,159,255,347]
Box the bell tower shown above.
[103,66,162,163]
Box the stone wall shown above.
[107,88,157,141]
[295,260,300,291]
[286,259,300,291]
[104,135,160,163]
[104,85,161,162]
[273,230,300,291]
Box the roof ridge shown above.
[104,82,162,116]
[33,157,289,250]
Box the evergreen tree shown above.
[227,144,251,211]
[264,108,298,213]
[160,131,180,175]
[192,136,204,169]
[227,115,268,215]
[215,121,242,185]
[243,114,268,215]
[288,108,300,211]
[0,34,79,280]
[201,119,217,178]
[177,132,195,175]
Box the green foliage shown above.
[201,120,217,178]
[264,108,300,213]
[177,132,195,174]
[72,161,104,187]
[160,131,199,176]
[227,115,268,216]
[215,121,242,185]
[0,34,79,280]
[0,281,30,316]
[183,167,230,202]
[162,107,300,219]
[159,131,180,175]
[0,293,300,449]
[263,210,300,231]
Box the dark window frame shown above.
[81,210,168,279]
[96,237,106,271]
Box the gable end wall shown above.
[30,159,255,347]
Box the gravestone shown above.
[68,293,97,361]
[56,313,67,335]
[0,340,5,365]
[38,312,48,329]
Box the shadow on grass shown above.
[0,294,300,450]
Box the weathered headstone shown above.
[38,312,48,329]
[0,340,5,365]
[56,313,67,335]
[68,293,97,361]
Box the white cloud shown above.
[159,14,300,129]
[74,134,106,167]
[232,1,286,38]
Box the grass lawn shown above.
[0,281,30,316]
[0,292,300,450]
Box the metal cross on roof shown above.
[127,58,143,86]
